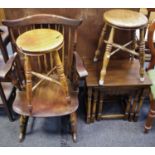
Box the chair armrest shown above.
[73,51,88,78]
[0,25,10,46]
[0,53,18,79]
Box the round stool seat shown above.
[104,9,148,29]
[16,29,63,55]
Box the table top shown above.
[104,9,148,29]
[16,29,63,55]
[85,59,152,87]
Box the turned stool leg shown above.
[70,112,77,142]
[139,28,145,82]
[94,24,107,62]
[144,93,155,133]
[24,55,32,113]
[19,115,29,142]
[130,30,137,60]
[99,27,115,85]
[53,50,69,97]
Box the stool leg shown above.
[53,50,69,97]
[130,30,137,60]
[144,93,155,133]
[139,28,145,82]
[19,115,29,142]
[99,27,115,85]
[94,24,107,62]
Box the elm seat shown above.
[94,9,148,86]
[104,9,148,29]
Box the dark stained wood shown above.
[86,59,151,87]
[13,81,78,117]
[0,26,21,121]
[85,59,151,123]
[3,14,87,142]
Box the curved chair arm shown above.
[73,52,88,78]
[147,20,155,70]
[0,53,18,79]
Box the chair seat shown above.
[147,70,155,99]
[13,80,78,117]
[104,9,148,29]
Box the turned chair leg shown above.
[99,27,115,85]
[70,112,77,142]
[139,28,145,82]
[94,24,107,62]
[144,93,155,133]
[19,115,29,142]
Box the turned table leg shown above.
[99,27,114,85]
[129,91,139,121]
[91,88,98,122]
[94,24,107,62]
[86,88,92,123]
[134,89,144,122]
[97,89,104,120]
[144,93,155,133]
[124,96,132,120]
[139,28,145,82]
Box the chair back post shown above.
[147,20,155,70]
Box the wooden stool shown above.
[94,9,148,85]
[14,28,77,141]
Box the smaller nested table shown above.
[85,59,151,123]
[94,9,148,85]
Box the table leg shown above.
[86,88,92,123]
[129,92,139,121]
[99,27,114,85]
[94,24,107,62]
[134,89,144,122]
[139,28,145,82]
[124,96,132,120]
[91,88,98,122]
[97,89,104,121]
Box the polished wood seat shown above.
[94,9,148,85]
[104,9,147,29]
